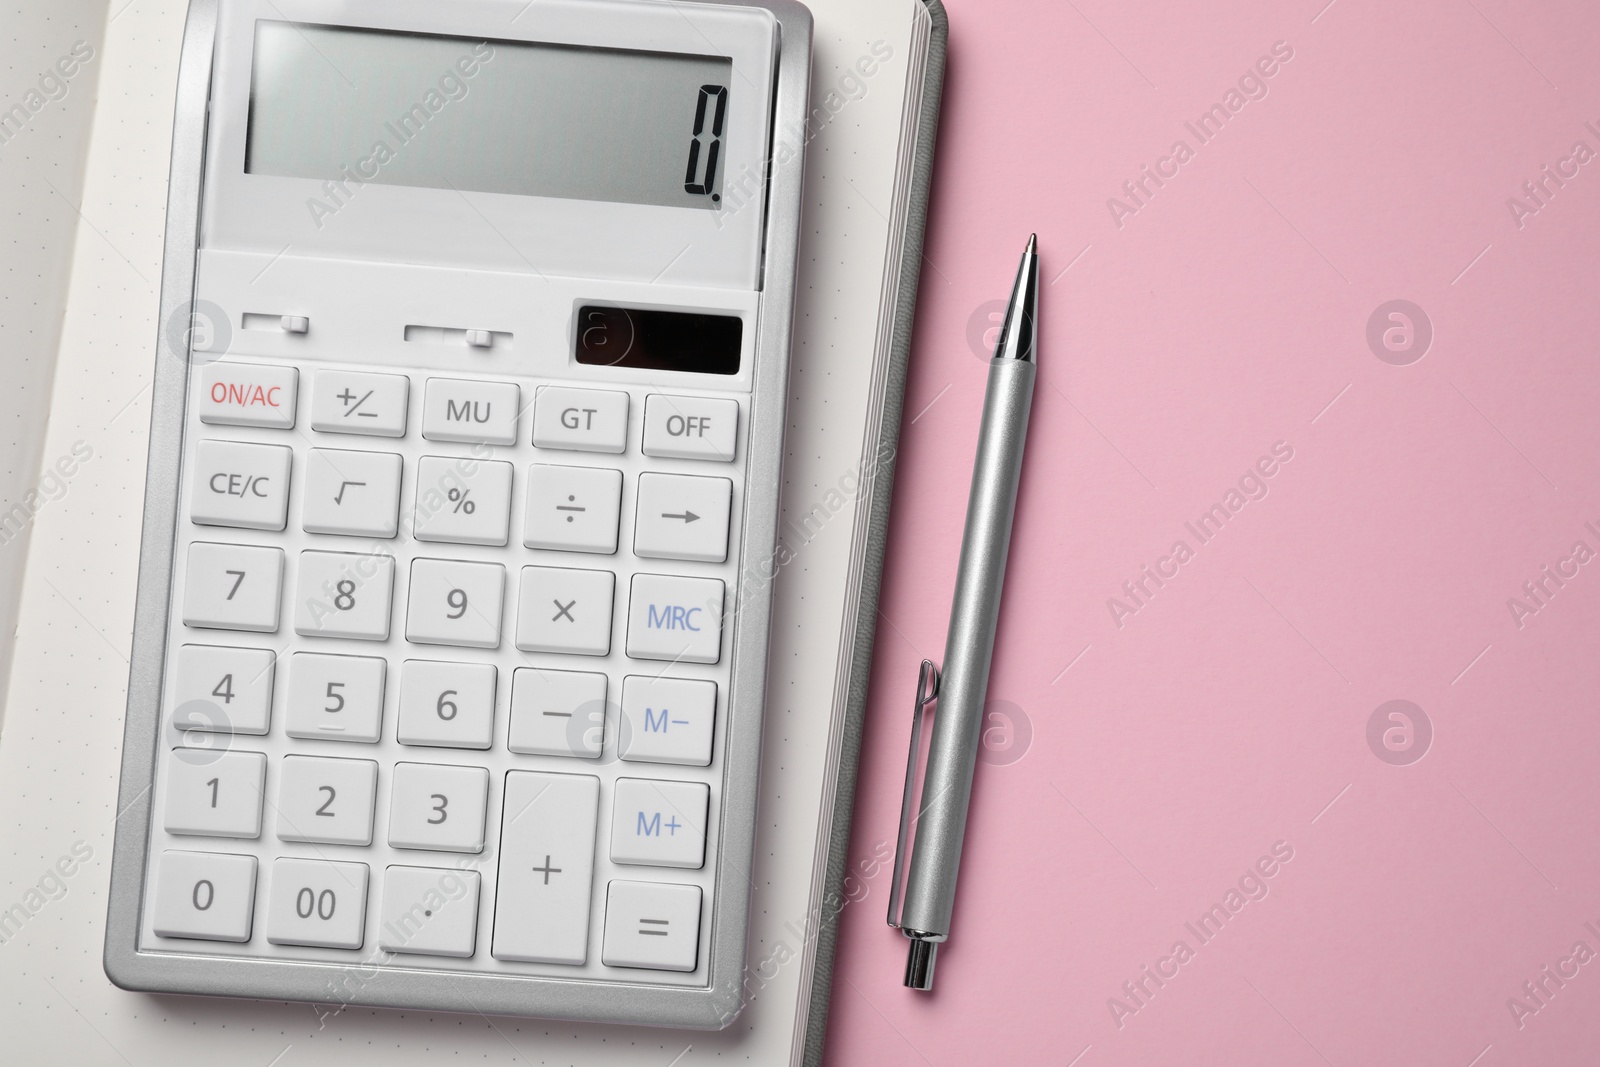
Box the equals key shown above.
[603,881,702,972]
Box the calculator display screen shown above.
[244,21,733,210]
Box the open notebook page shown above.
[0,1,928,1064]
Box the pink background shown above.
[824,0,1600,1064]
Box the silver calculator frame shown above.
[103,0,813,1030]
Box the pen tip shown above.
[1026,233,1037,254]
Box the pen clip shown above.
[887,658,940,930]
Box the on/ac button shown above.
[641,395,737,462]
[199,363,298,429]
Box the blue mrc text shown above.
[647,604,701,631]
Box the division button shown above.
[523,464,622,554]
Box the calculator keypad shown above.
[148,361,744,983]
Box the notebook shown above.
[0,0,945,1064]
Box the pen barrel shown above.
[900,356,1036,939]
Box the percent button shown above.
[413,456,513,546]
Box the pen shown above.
[887,234,1038,990]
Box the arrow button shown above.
[634,474,731,563]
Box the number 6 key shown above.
[397,660,497,749]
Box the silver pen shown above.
[887,235,1039,990]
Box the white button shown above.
[277,755,378,846]
[625,574,723,664]
[523,464,622,554]
[388,762,490,853]
[189,440,292,531]
[199,362,297,429]
[293,550,395,641]
[412,456,513,546]
[311,370,409,437]
[619,677,715,766]
[183,542,284,633]
[492,771,600,965]
[151,850,257,942]
[516,566,614,656]
[641,394,737,462]
[171,644,274,735]
[406,558,505,649]
[602,881,702,971]
[465,329,493,348]
[398,660,496,749]
[532,386,628,453]
[162,748,266,838]
[285,652,386,743]
[507,668,607,758]
[422,378,519,445]
[609,778,709,868]
[633,473,731,562]
[379,865,481,957]
[302,448,403,538]
[265,858,369,949]
[282,315,309,334]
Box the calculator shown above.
[104,0,811,1029]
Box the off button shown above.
[641,395,737,462]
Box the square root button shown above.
[625,574,723,664]
[602,880,702,972]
